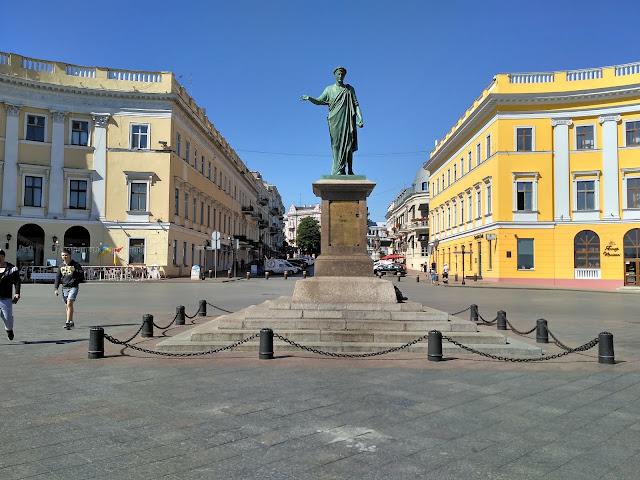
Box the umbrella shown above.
[380,254,404,260]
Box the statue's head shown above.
[333,66,347,81]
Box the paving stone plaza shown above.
[1,276,639,479]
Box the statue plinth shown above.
[293,177,397,304]
[312,177,375,277]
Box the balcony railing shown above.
[257,196,268,206]
[574,268,601,280]
[408,220,429,231]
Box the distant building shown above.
[367,221,391,260]
[386,167,430,270]
[283,204,321,247]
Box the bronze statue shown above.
[301,66,364,175]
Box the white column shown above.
[2,104,21,215]
[598,114,621,219]
[92,114,109,220]
[48,111,67,217]
[551,118,572,221]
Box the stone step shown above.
[216,318,477,332]
[268,299,426,312]
[244,307,448,321]
[190,329,504,345]
[155,338,542,356]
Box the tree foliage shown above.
[296,217,321,255]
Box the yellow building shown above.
[0,52,284,276]
[425,62,640,290]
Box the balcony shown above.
[408,220,429,231]
[241,205,254,215]
[269,226,280,234]
[251,212,262,220]
[269,207,280,216]
[258,196,268,206]
[258,220,269,229]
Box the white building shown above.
[283,204,321,247]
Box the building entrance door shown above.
[625,261,639,286]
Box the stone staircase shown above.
[156,297,542,356]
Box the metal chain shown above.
[153,312,180,330]
[102,332,259,357]
[547,328,572,351]
[273,332,429,358]
[450,306,470,316]
[477,313,498,325]
[442,335,599,362]
[185,306,202,319]
[206,302,234,314]
[115,323,145,344]
[505,319,537,336]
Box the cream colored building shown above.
[385,167,431,270]
[0,51,283,276]
[283,204,321,248]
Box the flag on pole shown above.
[98,245,111,257]
[113,246,124,266]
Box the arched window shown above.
[624,228,640,259]
[574,230,600,268]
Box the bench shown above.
[30,273,57,282]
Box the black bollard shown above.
[455,273,458,282]
[598,332,615,365]
[199,299,207,317]
[284,271,288,280]
[246,271,250,280]
[303,271,307,279]
[141,314,154,338]
[265,271,270,280]
[470,304,478,322]
[497,310,507,330]
[176,305,185,325]
[378,272,382,279]
[397,272,401,282]
[427,330,443,362]
[227,269,231,279]
[474,273,478,281]
[88,326,104,359]
[536,319,548,343]
[416,274,420,282]
[259,328,274,360]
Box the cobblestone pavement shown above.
[1,278,638,479]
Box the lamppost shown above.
[461,245,466,285]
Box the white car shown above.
[264,258,299,275]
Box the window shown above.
[486,184,492,214]
[129,238,145,264]
[574,230,600,268]
[576,180,595,210]
[193,198,197,222]
[129,183,147,211]
[486,134,491,160]
[447,169,451,186]
[421,247,429,256]
[436,178,440,193]
[476,188,482,219]
[201,156,205,175]
[26,114,46,142]
[516,127,533,151]
[214,166,217,184]
[175,132,182,156]
[191,244,195,266]
[476,143,481,166]
[453,164,457,181]
[174,188,180,216]
[183,242,188,266]
[517,238,534,270]
[628,177,640,208]
[576,125,595,150]
[173,239,178,265]
[71,120,89,146]
[441,174,444,191]
[516,182,533,210]
[208,161,212,180]
[460,199,464,226]
[184,192,189,219]
[194,149,198,168]
[460,158,464,177]
[69,180,87,209]
[200,201,204,224]
[626,120,640,146]
[207,205,211,227]
[214,208,217,229]
[130,124,149,149]
[468,151,472,172]
[24,176,43,206]
[467,193,472,222]
[185,141,190,163]
[422,182,428,191]
[446,206,450,229]
[452,203,457,228]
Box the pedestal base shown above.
[314,255,373,277]
[292,277,397,303]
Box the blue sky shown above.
[3,1,639,221]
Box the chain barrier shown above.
[450,306,470,316]
[273,332,429,358]
[153,312,180,330]
[477,313,498,325]
[114,323,145,344]
[184,306,202,319]
[547,328,573,351]
[505,319,537,336]
[102,332,259,357]
[442,335,599,362]
[206,302,234,314]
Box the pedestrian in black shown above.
[0,249,21,341]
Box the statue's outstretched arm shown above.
[300,95,326,106]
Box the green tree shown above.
[296,217,321,255]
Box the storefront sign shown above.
[603,242,621,257]
[474,234,484,239]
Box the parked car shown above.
[287,259,307,270]
[373,263,406,276]
[264,258,299,275]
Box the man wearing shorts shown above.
[54,248,84,329]
[0,249,21,340]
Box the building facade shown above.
[385,167,430,270]
[366,221,391,260]
[283,204,321,248]
[426,61,640,289]
[0,51,283,276]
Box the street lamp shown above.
[461,245,466,285]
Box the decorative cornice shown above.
[598,114,621,124]
[92,114,109,128]
[551,118,573,127]
[50,110,68,123]
[5,104,21,116]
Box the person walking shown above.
[430,266,436,285]
[54,248,84,330]
[0,249,21,341]
[443,263,450,285]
